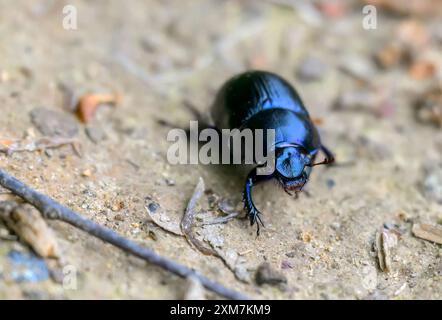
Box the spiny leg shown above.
[320,145,335,165]
[242,167,272,235]
[183,101,213,127]
[157,101,215,132]
[308,145,335,167]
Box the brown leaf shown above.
[412,223,442,244]
[181,177,218,256]
[76,92,121,123]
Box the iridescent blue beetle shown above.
[210,71,334,234]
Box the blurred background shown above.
[0,0,441,299]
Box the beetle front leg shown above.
[308,145,335,167]
[183,101,214,128]
[321,145,335,165]
[242,167,272,235]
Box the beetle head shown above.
[275,145,311,192]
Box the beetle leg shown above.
[242,167,271,236]
[321,145,335,165]
[183,100,215,128]
[157,101,217,136]
[308,145,335,167]
[155,118,180,128]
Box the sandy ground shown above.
[0,0,441,299]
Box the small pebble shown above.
[49,267,65,284]
[148,230,158,241]
[111,201,125,212]
[30,107,79,138]
[326,178,336,189]
[164,178,176,186]
[81,169,92,177]
[82,189,97,198]
[234,263,252,283]
[285,251,296,258]
[281,260,293,270]
[339,55,375,83]
[58,82,77,112]
[330,222,341,230]
[7,250,49,283]
[299,231,313,242]
[415,85,442,128]
[0,70,9,83]
[0,227,16,240]
[255,262,287,286]
[44,149,53,158]
[375,45,398,69]
[296,56,327,82]
[333,90,378,112]
[147,201,160,213]
[114,214,124,221]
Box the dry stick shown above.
[0,169,250,300]
[199,212,240,226]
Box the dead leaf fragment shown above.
[144,199,183,236]
[0,201,59,258]
[198,212,239,226]
[181,177,218,256]
[375,227,398,272]
[76,92,121,123]
[412,223,442,244]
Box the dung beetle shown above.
[180,71,335,234]
[209,71,335,235]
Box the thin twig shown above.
[0,137,81,156]
[0,168,250,300]
[198,212,240,226]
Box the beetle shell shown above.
[210,70,321,155]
